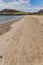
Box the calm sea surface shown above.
[0,15,24,24]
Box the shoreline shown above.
[0,16,24,35]
[0,15,43,36]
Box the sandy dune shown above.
[0,15,43,65]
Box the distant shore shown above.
[0,14,28,16]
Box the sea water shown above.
[0,15,24,24]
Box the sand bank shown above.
[0,15,43,65]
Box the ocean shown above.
[0,15,24,24]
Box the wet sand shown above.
[0,15,43,65]
[0,22,12,35]
[0,18,21,35]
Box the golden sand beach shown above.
[0,15,43,65]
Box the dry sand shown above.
[0,15,43,65]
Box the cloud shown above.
[0,0,30,11]
[0,0,43,12]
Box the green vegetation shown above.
[14,11,28,15]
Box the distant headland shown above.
[0,9,43,15]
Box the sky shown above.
[0,0,43,12]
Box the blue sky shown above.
[0,0,43,12]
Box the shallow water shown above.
[0,15,24,24]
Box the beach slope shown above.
[0,15,43,65]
